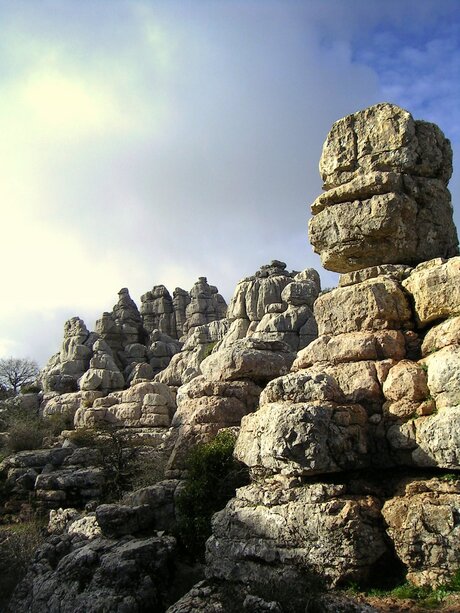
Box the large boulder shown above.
[383,478,460,587]
[200,338,295,384]
[309,103,458,272]
[207,480,389,588]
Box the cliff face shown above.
[4,103,460,612]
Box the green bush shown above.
[20,384,41,395]
[176,430,249,559]
[0,520,45,609]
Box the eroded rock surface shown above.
[309,103,458,272]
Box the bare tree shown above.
[0,357,39,395]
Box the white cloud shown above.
[0,0,458,366]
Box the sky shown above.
[0,0,459,366]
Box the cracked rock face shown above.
[309,103,458,272]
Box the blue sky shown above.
[0,0,459,365]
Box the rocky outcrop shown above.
[8,532,176,613]
[38,279,227,398]
[165,375,261,476]
[74,380,176,429]
[9,103,460,613]
[157,320,230,387]
[309,103,458,272]
[38,318,96,393]
[251,268,320,351]
[95,288,146,372]
[78,339,125,394]
[182,277,227,336]
[192,103,460,604]
[0,446,106,510]
[141,278,227,340]
[383,477,460,587]
[207,479,388,588]
[222,260,317,349]
[158,262,319,388]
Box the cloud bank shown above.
[0,0,459,365]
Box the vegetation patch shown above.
[176,430,249,559]
[348,570,460,609]
[0,519,45,609]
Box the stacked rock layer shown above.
[204,104,460,593]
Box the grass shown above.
[347,570,460,609]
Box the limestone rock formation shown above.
[0,446,105,509]
[8,532,176,613]
[251,268,320,350]
[207,480,388,588]
[78,339,125,394]
[157,319,230,387]
[141,284,178,338]
[223,260,297,346]
[165,376,261,476]
[383,477,460,587]
[141,278,227,341]
[309,103,458,272]
[158,262,319,388]
[74,381,176,429]
[200,337,294,384]
[182,277,227,336]
[38,317,96,393]
[192,103,460,603]
[95,288,146,374]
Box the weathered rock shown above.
[309,103,458,272]
[147,329,182,375]
[166,376,261,475]
[141,284,177,337]
[0,445,110,509]
[95,503,154,537]
[75,381,176,429]
[423,345,460,409]
[207,480,388,587]
[226,261,295,324]
[157,320,230,386]
[294,330,406,368]
[235,401,369,476]
[403,257,460,326]
[41,390,103,422]
[172,287,191,339]
[200,337,294,383]
[124,480,179,532]
[421,315,460,356]
[8,533,176,612]
[182,277,227,336]
[339,264,412,288]
[314,277,412,336]
[411,407,460,468]
[67,514,102,539]
[48,507,80,534]
[78,339,125,394]
[38,317,95,393]
[383,478,460,587]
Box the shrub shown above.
[176,430,249,558]
[20,384,41,395]
[0,401,44,453]
[0,520,45,609]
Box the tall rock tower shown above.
[199,104,460,603]
[309,102,458,271]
